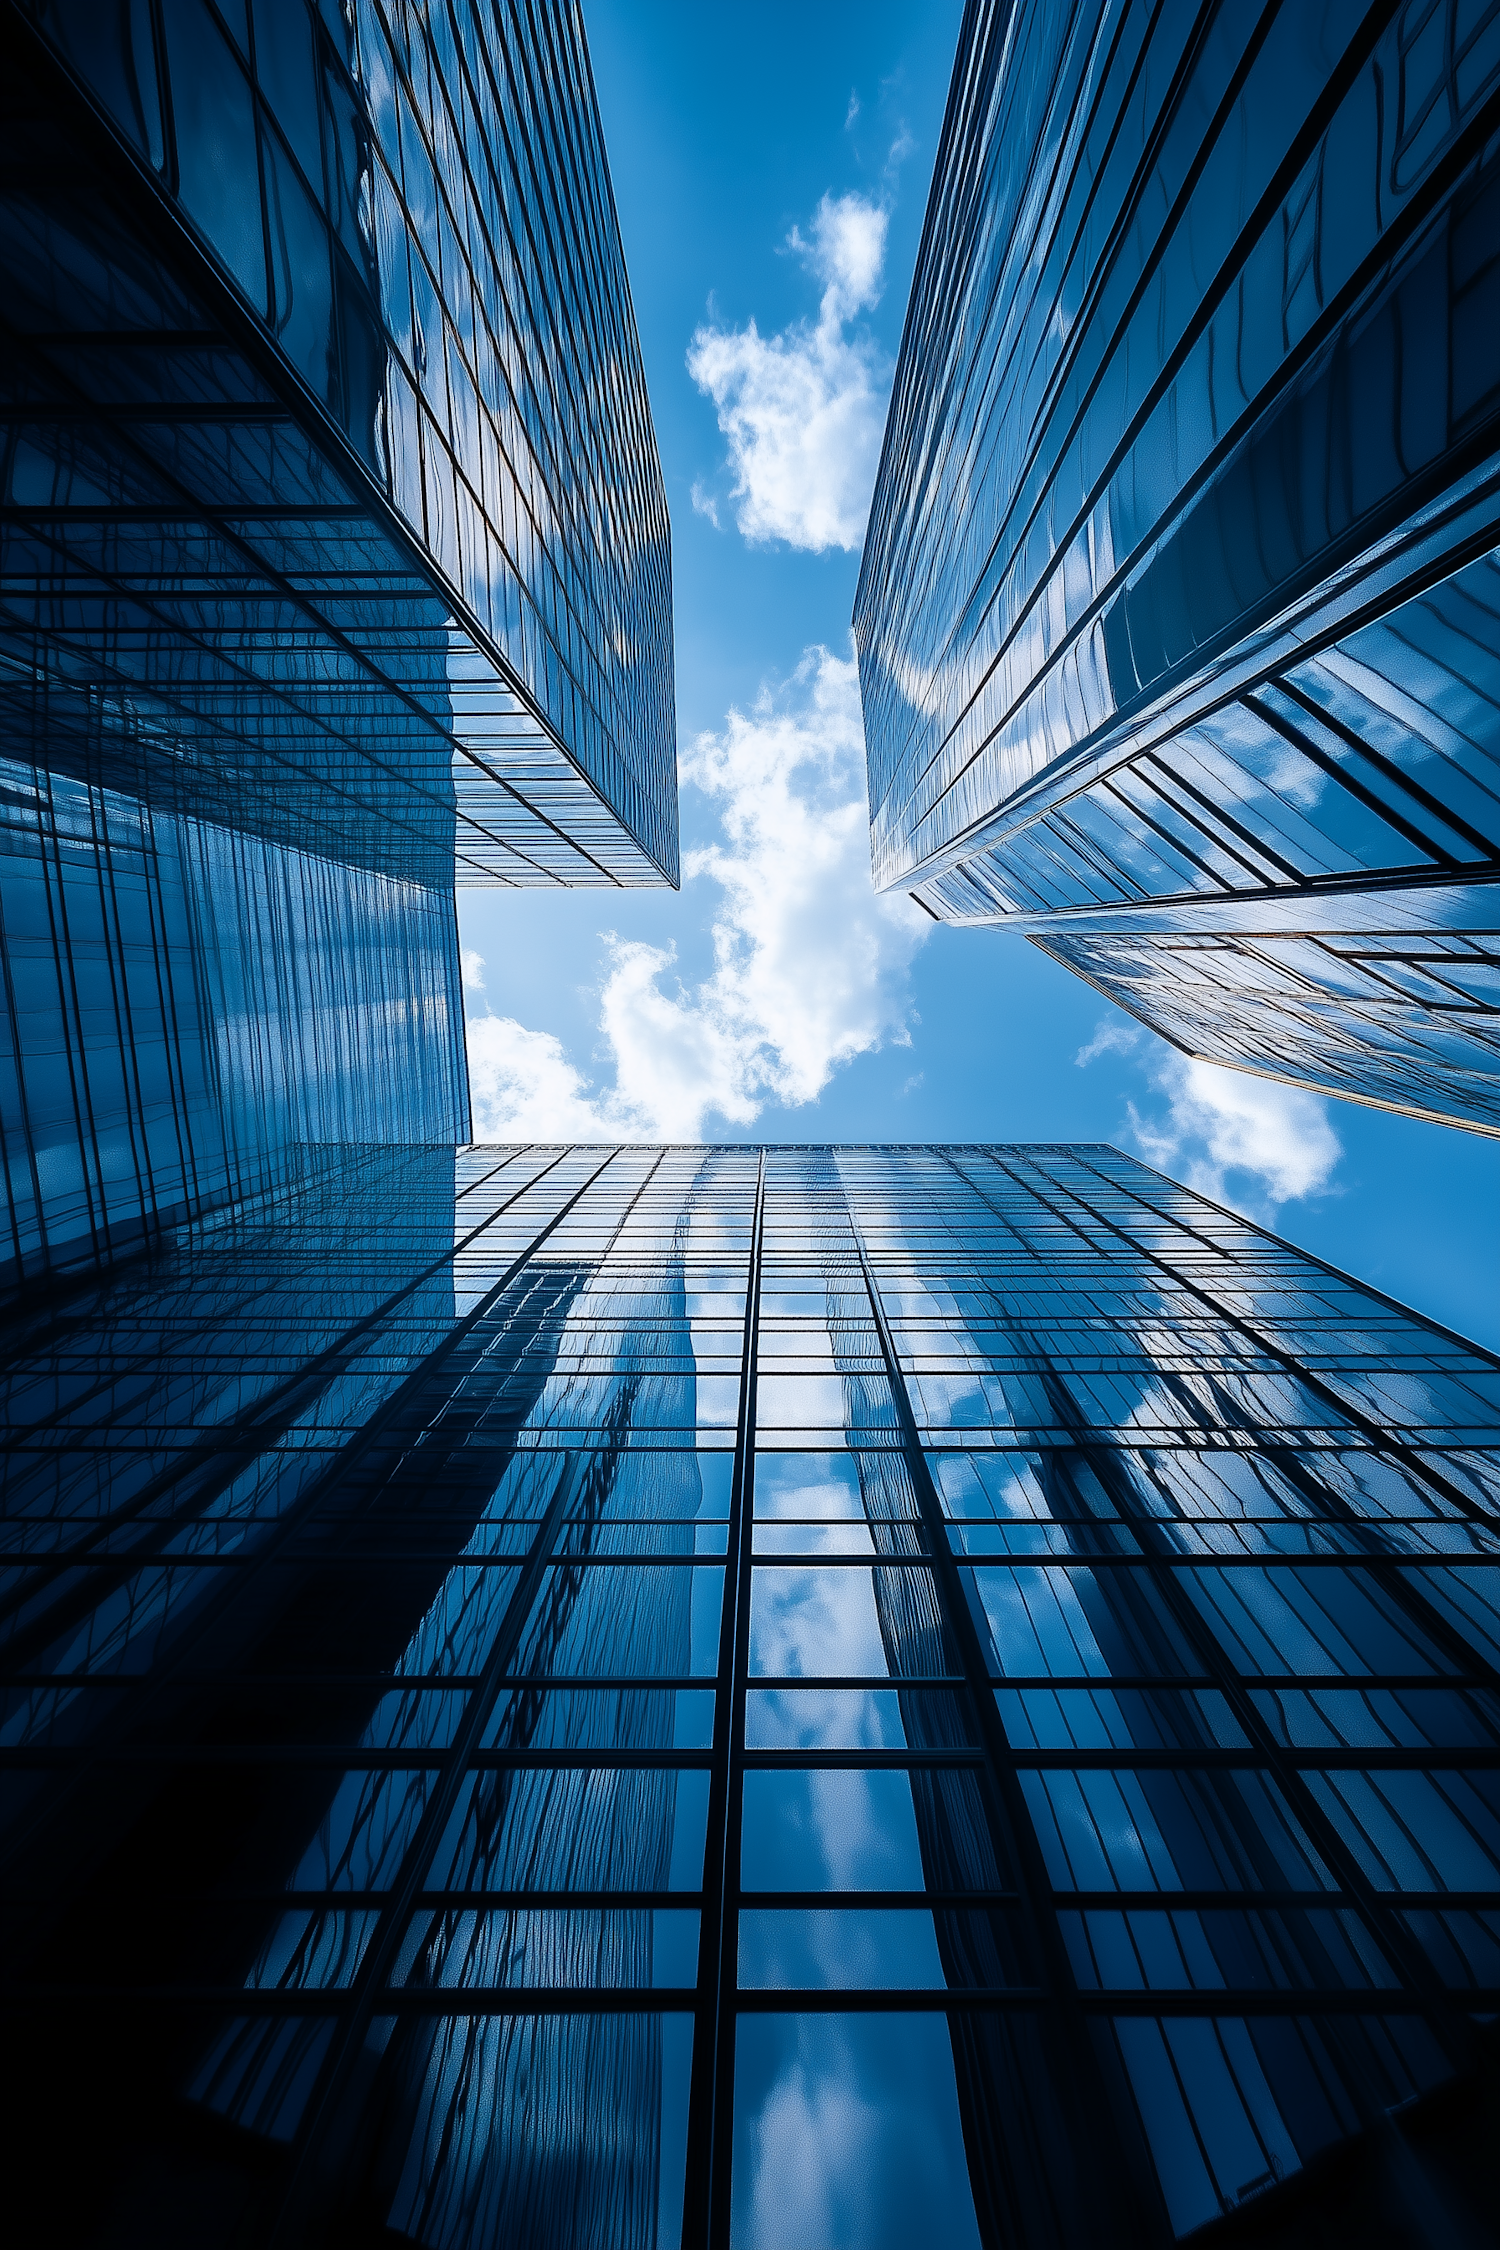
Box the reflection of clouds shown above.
[754,1456,862,1518]
[807,1770,908,1891]
[736,2016,983,2250]
[742,1770,924,1891]
[751,1568,887,1677]
[756,1375,848,1431]
[739,1908,945,1990]
[745,1688,902,1750]
[747,2028,883,2250]
[755,1522,874,1556]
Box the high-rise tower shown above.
[2,1141,1496,2246]
[855,0,1500,1136]
[0,0,676,1290]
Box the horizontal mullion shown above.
[742,1673,962,1690]
[0,403,292,424]
[0,505,369,523]
[0,1987,692,2016]
[837,1748,1500,1770]
[987,1673,1475,1690]
[1037,1747,1500,1767]
[739,1748,985,1768]
[734,1987,1500,2016]
[0,1746,720,1771]
[734,1889,1019,1908]
[955,1553,1500,1571]
[4,1987,1491,2018]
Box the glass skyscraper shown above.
[3,1139,1497,2246]
[1,0,675,1290]
[855,0,1500,1137]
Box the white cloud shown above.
[466,1014,617,1141]
[1075,1017,1140,1067]
[1127,1051,1342,1211]
[786,192,887,322]
[882,123,916,183]
[687,193,890,551]
[845,90,860,129]
[460,949,486,992]
[690,477,721,529]
[465,647,931,1142]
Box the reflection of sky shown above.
[738,1908,945,1988]
[741,1770,925,1890]
[744,1687,910,1749]
[753,1455,865,1515]
[930,1450,1053,1519]
[749,1567,889,1676]
[730,2014,982,2250]
[754,1522,875,1553]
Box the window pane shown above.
[730,2015,983,2250]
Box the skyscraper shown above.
[855,0,1500,1136]
[3,1140,1497,2247]
[1,0,676,1290]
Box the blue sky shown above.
[456,0,1500,1352]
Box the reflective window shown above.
[4,1141,1495,2240]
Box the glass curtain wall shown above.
[855,0,1500,1134]
[2,0,677,1288]
[2,1142,1497,2246]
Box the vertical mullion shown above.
[840,1153,1169,2244]
[684,1146,765,2250]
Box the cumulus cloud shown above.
[465,1014,617,1141]
[687,193,891,551]
[1073,1012,1342,1211]
[466,647,931,1142]
[1127,1051,1342,1211]
[460,949,486,992]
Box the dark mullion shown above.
[21,1744,1492,1775]
[14,1983,1495,2019]
[1035,1148,1500,1528]
[31,1663,1499,1690]
[0,1154,625,1899]
[260,1446,586,2245]
[684,1148,765,2250]
[842,1181,1173,2247]
[1075,1437,1479,2050]
[264,1147,676,2244]
[940,1153,1483,2082]
[58,1883,1500,1914]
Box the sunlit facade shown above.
[1,0,675,1287]
[3,1140,1497,2246]
[855,0,1500,1135]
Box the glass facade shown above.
[855,0,1500,1135]
[2,0,676,1285]
[3,1140,1497,2246]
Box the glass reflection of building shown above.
[855,0,1500,1136]
[1,0,677,1291]
[3,1140,1498,2248]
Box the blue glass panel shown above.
[730,2015,983,2250]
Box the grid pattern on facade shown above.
[1034,923,1500,1136]
[853,0,1500,1134]
[0,754,468,1290]
[3,1142,1497,2245]
[5,0,677,885]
